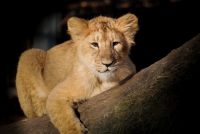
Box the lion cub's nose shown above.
[101,61,113,67]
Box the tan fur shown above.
[16,14,139,134]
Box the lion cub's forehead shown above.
[88,16,117,31]
[87,16,122,42]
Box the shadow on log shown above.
[1,33,200,134]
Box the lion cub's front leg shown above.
[46,83,88,134]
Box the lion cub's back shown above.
[43,40,76,90]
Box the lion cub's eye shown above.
[112,42,120,47]
[91,42,99,48]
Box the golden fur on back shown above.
[16,13,139,134]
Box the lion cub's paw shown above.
[62,122,88,134]
[76,123,88,134]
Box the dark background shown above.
[1,0,200,125]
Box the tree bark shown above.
[1,33,200,134]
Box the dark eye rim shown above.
[112,42,120,46]
[91,42,99,48]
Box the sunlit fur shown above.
[16,13,138,134]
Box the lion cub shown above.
[16,13,138,134]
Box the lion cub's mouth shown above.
[100,68,110,73]
[97,67,118,73]
[97,70,111,73]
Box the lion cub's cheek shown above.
[114,44,123,52]
[78,43,98,66]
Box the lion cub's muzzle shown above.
[98,58,117,73]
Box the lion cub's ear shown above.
[116,14,139,45]
[67,17,89,40]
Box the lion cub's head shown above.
[67,14,138,73]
